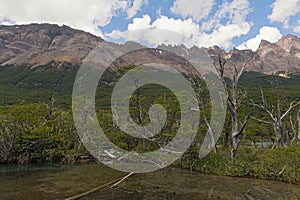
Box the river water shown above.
[0,163,299,199]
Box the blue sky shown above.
[1,0,299,50]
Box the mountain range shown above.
[1,23,300,75]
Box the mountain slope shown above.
[0,23,300,74]
[0,23,103,67]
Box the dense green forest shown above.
[0,63,300,183]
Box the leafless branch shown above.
[290,115,297,144]
[236,116,250,138]
[251,116,272,124]
[236,55,255,81]
[251,100,276,122]
[261,90,267,107]
[280,101,300,120]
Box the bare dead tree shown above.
[188,75,219,155]
[204,117,217,153]
[130,75,148,151]
[0,120,15,161]
[77,97,92,152]
[297,109,300,144]
[284,125,291,146]
[252,89,300,148]
[46,95,55,120]
[290,115,297,144]
[223,115,231,148]
[214,54,253,158]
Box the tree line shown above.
[0,62,299,164]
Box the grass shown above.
[191,145,300,184]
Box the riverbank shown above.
[2,145,300,186]
[179,145,300,184]
[91,168,300,200]
[0,163,299,200]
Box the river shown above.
[0,163,299,199]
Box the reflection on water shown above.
[0,164,62,173]
[0,163,125,200]
[0,163,299,200]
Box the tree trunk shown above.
[223,118,230,148]
[204,117,217,153]
[223,130,229,148]
[285,128,290,146]
[135,85,148,152]
[273,120,283,148]
[298,109,300,144]
[142,138,148,152]
[231,113,239,158]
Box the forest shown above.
[0,62,300,184]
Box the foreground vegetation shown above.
[0,63,300,185]
[178,145,300,184]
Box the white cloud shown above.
[294,26,300,33]
[126,0,147,19]
[128,15,152,30]
[237,26,282,51]
[201,0,251,31]
[0,0,131,36]
[107,14,250,49]
[171,0,215,22]
[0,17,15,25]
[108,15,196,47]
[293,20,300,33]
[268,0,300,28]
[156,7,162,17]
[152,16,200,38]
[107,1,252,49]
[198,23,251,48]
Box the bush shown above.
[184,145,300,184]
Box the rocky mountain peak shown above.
[257,39,275,50]
[276,34,300,53]
[0,23,103,67]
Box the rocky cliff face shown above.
[155,34,300,75]
[251,35,300,73]
[0,23,103,67]
[1,23,300,74]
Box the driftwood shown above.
[65,172,135,200]
[111,172,134,188]
[104,150,117,159]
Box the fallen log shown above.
[65,172,135,200]
[111,172,134,188]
